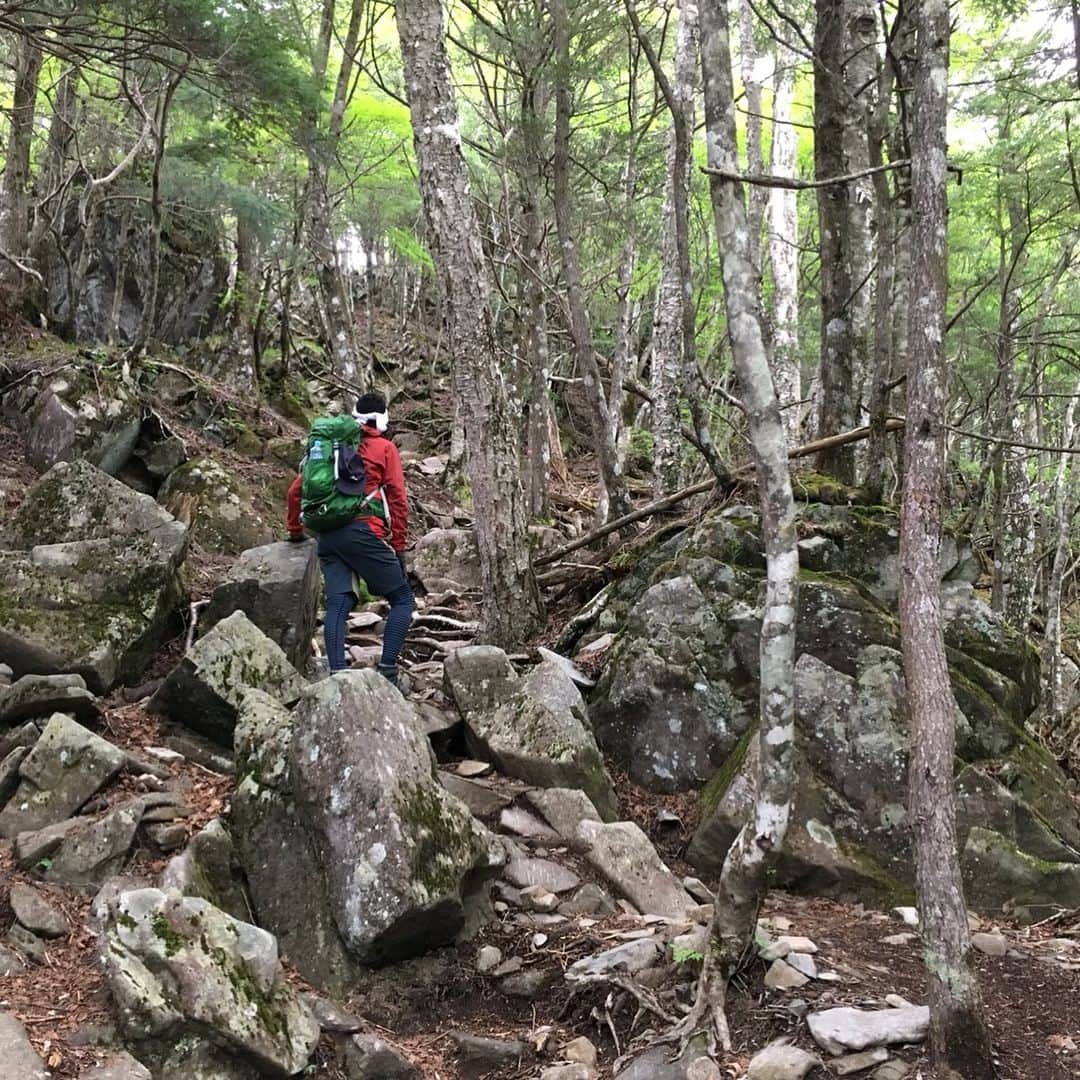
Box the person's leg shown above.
[317,535,357,673]
[379,578,415,671]
[331,522,414,685]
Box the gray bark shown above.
[900,0,995,1072]
[766,46,801,443]
[396,0,544,642]
[738,0,766,280]
[0,32,43,296]
[1040,377,1080,729]
[813,0,857,481]
[677,0,799,1051]
[552,0,629,525]
[652,0,699,492]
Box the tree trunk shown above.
[1040,377,1080,730]
[739,0,766,280]
[900,0,995,1072]
[652,0,699,493]
[551,0,629,524]
[522,189,553,518]
[844,0,877,442]
[396,0,544,643]
[0,32,43,298]
[766,44,801,443]
[309,0,366,380]
[675,0,800,1051]
[813,0,857,481]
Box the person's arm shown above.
[381,441,409,552]
[286,473,305,538]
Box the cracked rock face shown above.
[100,887,319,1077]
[231,672,502,991]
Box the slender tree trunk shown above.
[673,0,799,1051]
[1041,378,1080,729]
[766,45,801,443]
[739,0,766,279]
[129,69,185,357]
[396,0,543,643]
[551,0,629,524]
[813,0,857,481]
[522,189,553,518]
[844,0,877,443]
[310,0,366,380]
[652,0,699,492]
[900,0,995,1072]
[0,33,43,297]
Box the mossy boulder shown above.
[158,457,272,555]
[148,611,305,746]
[201,540,319,672]
[591,576,753,792]
[582,501,1080,914]
[0,460,187,692]
[231,674,502,989]
[468,659,619,820]
[100,887,319,1076]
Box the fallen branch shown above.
[535,419,905,568]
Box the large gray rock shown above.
[232,675,501,991]
[149,611,305,745]
[454,654,618,821]
[746,1041,819,1080]
[591,576,752,792]
[344,1034,421,1079]
[961,827,1080,918]
[158,458,273,556]
[0,713,125,837]
[412,527,481,592]
[201,541,319,670]
[444,645,519,718]
[0,1011,49,1079]
[10,882,67,938]
[0,460,187,692]
[807,1005,929,1055]
[0,673,100,726]
[576,819,694,918]
[100,887,319,1077]
[584,504,1078,914]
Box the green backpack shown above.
[299,415,375,533]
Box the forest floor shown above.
[0,678,1077,1079]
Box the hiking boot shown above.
[376,663,400,689]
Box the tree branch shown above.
[702,158,911,189]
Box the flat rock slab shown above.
[807,1006,930,1055]
[525,787,602,841]
[505,856,580,894]
[576,819,694,918]
[15,800,143,887]
[614,1038,715,1080]
[0,673,100,725]
[0,1011,49,1079]
[764,958,810,990]
[344,1033,420,1079]
[9,882,67,937]
[439,772,512,818]
[500,806,560,840]
[833,1047,890,1075]
[0,713,125,837]
[746,1041,819,1080]
[565,938,659,982]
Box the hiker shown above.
[286,392,414,688]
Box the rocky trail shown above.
[0,355,1078,1079]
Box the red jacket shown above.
[287,427,409,551]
